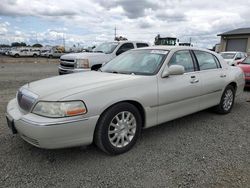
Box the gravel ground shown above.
[0,56,249,188]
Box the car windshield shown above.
[242,56,250,64]
[93,42,119,54]
[221,53,236,59]
[101,49,168,75]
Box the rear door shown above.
[192,50,226,109]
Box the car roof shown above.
[220,51,243,53]
[131,45,216,54]
[106,41,149,44]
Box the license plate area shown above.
[6,116,17,134]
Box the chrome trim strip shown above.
[20,117,89,126]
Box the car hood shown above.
[60,52,109,60]
[25,71,137,101]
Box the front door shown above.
[157,50,203,124]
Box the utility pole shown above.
[114,26,117,40]
[63,33,65,48]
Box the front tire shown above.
[94,102,142,155]
[214,85,235,114]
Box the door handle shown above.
[220,74,226,78]
[190,79,199,83]
[190,76,199,83]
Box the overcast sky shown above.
[0,0,250,48]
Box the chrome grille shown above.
[60,59,75,69]
[17,88,38,112]
[60,58,74,62]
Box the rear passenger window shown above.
[136,43,149,48]
[194,51,219,70]
[168,50,194,72]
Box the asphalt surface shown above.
[0,56,249,187]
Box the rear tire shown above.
[94,102,142,155]
[214,85,235,114]
[14,54,19,58]
[33,54,38,57]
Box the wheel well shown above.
[228,82,237,91]
[99,100,146,128]
[91,64,102,71]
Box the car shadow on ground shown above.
[11,103,241,163]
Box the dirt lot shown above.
[0,56,249,187]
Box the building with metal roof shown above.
[218,28,250,55]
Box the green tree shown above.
[32,43,43,47]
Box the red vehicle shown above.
[238,56,250,87]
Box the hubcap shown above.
[223,89,233,111]
[108,111,136,148]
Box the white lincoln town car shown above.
[6,46,245,155]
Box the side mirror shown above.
[162,65,185,78]
[235,57,241,60]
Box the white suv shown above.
[58,41,149,74]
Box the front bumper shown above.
[58,66,91,75]
[6,98,99,149]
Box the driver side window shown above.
[235,53,242,59]
[116,43,134,56]
[169,50,194,72]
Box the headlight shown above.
[75,59,90,69]
[32,101,87,118]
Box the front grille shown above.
[17,88,38,112]
[60,62,75,68]
[60,58,74,62]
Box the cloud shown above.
[0,0,250,48]
[0,21,9,35]
[155,10,186,22]
[118,0,158,19]
[0,0,78,17]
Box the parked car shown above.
[6,46,244,155]
[220,51,247,66]
[9,48,40,58]
[0,48,11,55]
[58,41,150,75]
[238,56,250,87]
[46,50,65,58]
[40,50,50,57]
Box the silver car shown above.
[6,46,245,155]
